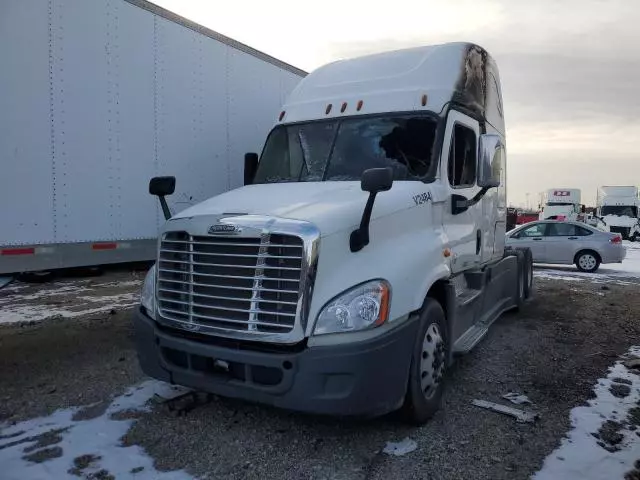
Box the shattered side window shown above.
[448,124,477,187]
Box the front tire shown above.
[575,250,600,273]
[402,298,448,425]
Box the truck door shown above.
[442,111,481,274]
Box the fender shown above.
[411,263,452,313]
[410,267,457,366]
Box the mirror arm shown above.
[350,192,378,252]
[451,187,489,215]
[158,195,172,220]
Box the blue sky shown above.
[153,0,640,208]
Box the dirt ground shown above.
[1,270,640,479]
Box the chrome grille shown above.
[157,231,303,333]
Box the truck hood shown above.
[171,182,409,236]
[602,214,638,228]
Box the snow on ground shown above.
[0,277,142,325]
[534,347,640,480]
[534,241,640,285]
[0,380,193,480]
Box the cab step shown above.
[452,324,489,355]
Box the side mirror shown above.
[361,167,394,193]
[149,176,176,220]
[244,153,259,185]
[350,168,394,252]
[149,176,176,196]
[477,134,503,188]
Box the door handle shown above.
[568,237,578,240]
[532,238,542,241]
[476,229,481,254]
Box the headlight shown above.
[141,264,156,319]
[313,280,390,335]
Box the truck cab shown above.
[539,188,582,221]
[134,42,532,423]
[597,186,640,240]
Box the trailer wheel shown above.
[17,271,56,283]
[401,297,448,425]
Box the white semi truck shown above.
[0,0,304,276]
[134,42,533,423]
[539,188,583,221]
[596,186,640,240]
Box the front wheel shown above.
[402,298,448,425]
[575,250,600,273]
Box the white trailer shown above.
[539,188,582,221]
[596,186,640,239]
[134,42,533,424]
[0,0,305,275]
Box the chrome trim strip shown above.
[158,287,298,306]
[159,257,301,271]
[158,278,298,294]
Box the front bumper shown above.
[133,308,418,417]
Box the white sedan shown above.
[505,220,626,273]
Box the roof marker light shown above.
[279,111,286,121]
[421,94,428,106]
[356,100,363,111]
[325,104,332,115]
[341,102,347,113]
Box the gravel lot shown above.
[2,261,640,479]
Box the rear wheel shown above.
[575,250,600,273]
[507,250,526,310]
[516,248,534,299]
[402,298,448,425]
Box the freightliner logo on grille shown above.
[208,224,242,235]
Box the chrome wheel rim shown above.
[579,254,597,271]
[420,323,446,400]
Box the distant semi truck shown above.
[539,188,583,221]
[596,186,640,240]
[0,0,305,275]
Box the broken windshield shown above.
[252,115,438,184]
